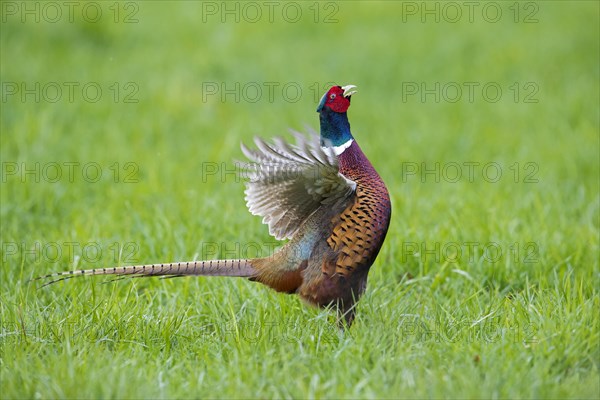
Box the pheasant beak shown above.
[342,84,358,98]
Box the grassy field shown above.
[1,1,598,398]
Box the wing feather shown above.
[241,132,356,240]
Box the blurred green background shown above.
[1,1,598,399]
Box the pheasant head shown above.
[317,84,358,151]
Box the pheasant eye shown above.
[329,93,336,100]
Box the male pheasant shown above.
[35,85,392,327]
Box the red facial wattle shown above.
[324,86,351,113]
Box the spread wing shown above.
[241,131,356,240]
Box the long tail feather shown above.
[32,259,258,287]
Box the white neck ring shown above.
[323,139,353,156]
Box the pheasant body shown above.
[35,84,392,327]
[287,140,391,324]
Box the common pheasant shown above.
[35,85,392,327]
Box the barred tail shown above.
[32,259,258,287]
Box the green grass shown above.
[1,1,598,398]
